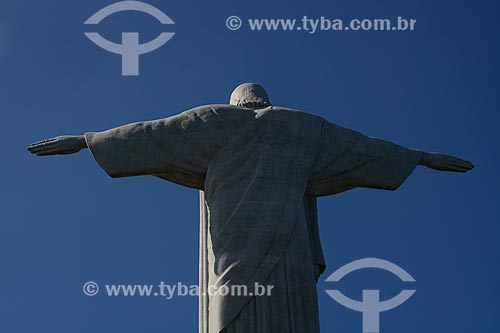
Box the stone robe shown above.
[84,105,421,333]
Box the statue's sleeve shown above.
[306,121,422,196]
[83,107,218,190]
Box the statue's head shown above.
[230,83,272,110]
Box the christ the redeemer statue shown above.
[29,83,473,333]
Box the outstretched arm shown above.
[28,135,88,156]
[419,152,474,173]
[307,120,474,197]
[26,104,250,189]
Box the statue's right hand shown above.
[28,135,87,156]
[420,152,474,173]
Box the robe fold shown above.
[84,104,422,333]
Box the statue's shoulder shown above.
[181,104,253,116]
[176,104,256,127]
[259,106,326,123]
[266,106,306,114]
[177,105,326,125]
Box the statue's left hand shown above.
[28,135,88,156]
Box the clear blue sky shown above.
[1,0,499,332]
